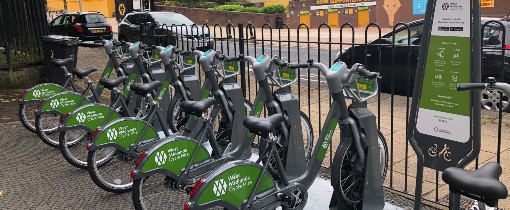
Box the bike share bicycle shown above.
[86,48,251,194]
[33,40,136,148]
[130,55,314,210]
[186,60,388,210]
[57,40,146,169]
[437,79,509,210]
[18,40,128,134]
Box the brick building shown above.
[288,0,510,28]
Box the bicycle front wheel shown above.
[330,130,388,209]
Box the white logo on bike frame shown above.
[154,151,167,166]
[213,179,227,196]
[33,90,41,98]
[76,113,87,123]
[428,143,452,161]
[107,128,118,141]
[50,100,60,108]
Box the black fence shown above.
[142,21,510,208]
[0,0,48,70]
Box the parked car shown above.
[340,18,510,111]
[118,11,213,51]
[49,12,113,41]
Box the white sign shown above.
[310,1,376,11]
[430,0,470,37]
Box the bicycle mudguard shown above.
[88,117,158,153]
[60,104,121,133]
[131,137,210,180]
[19,83,65,104]
[36,92,89,116]
[188,161,277,210]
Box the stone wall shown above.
[154,5,287,27]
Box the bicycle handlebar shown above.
[288,63,309,69]
[223,55,242,62]
[357,67,379,79]
[456,83,487,91]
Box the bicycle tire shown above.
[166,94,187,133]
[87,149,134,193]
[19,102,39,133]
[35,114,64,148]
[330,130,388,209]
[59,130,115,169]
[265,111,314,178]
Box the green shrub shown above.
[261,5,285,14]
[214,5,244,11]
[199,2,218,8]
[240,7,262,13]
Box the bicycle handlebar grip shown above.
[223,56,241,62]
[288,63,309,69]
[456,83,486,91]
[357,68,379,79]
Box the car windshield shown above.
[151,13,195,27]
[482,24,504,45]
[85,14,106,23]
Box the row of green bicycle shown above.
[16,39,322,209]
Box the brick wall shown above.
[154,5,287,27]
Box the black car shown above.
[118,11,213,50]
[340,18,510,111]
[49,12,113,41]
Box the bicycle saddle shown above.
[130,81,162,96]
[51,58,74,67]
[243,114,285,137]
[181,97,217,116]
[442,162,508,207]
[71,67,97,79]
[99,76,128,90]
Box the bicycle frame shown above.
[187,61,385,210]
[131,50,250,186]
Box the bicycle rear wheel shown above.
[59,130,115,169]
[132,174,190,210]
[19,102,39,133]
[35,114,67,147]
[87,149,134,193]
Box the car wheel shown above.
[481,89,510,112]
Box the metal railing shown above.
[142,21,510,208]
[0,0,48,70]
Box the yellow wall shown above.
[264,0,289,8]
[47,0,115,17]
[47,0,65,11]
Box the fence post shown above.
[0,2,12,70]
[238,23,246,97]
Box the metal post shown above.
[0,1,12,70]
[79,0,83,12]
[238,23,246,97]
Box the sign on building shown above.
[413,0,427,15]
[481,0,494,8]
